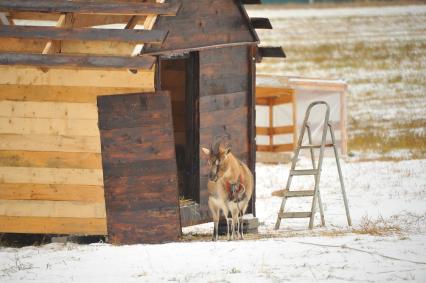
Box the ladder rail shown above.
[328,123,352,226]
[275,101,351,230]
[308,102,330,229]
[275,99,314,229]
[306,124,325,226]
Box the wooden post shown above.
[292,90,297,151]
[268,98,274,152]
[341,84,348,156]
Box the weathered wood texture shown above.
[198,46,253,218]
[0,52,156,70]
[258,47,286,59]
[98,92,181,244]
[250,17,272,29]
[241,0,262,4]
[0,38,139,56]
[0,84,152,235]
[144,0,256,54]
[0,25,168,44]
[0,1,181,16]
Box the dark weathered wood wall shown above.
[98,92,181,244]
[144,0,256,54]
[160,59,187,198]
[199,45,254,218]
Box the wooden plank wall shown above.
[0,67,154,235]
[98,92,181,244]
[144,0,255,54]
[198,45,251,218]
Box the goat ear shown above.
[201,147,210,156]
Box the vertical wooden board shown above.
[198,46,253,214]
[199,46,250,96]
[97,91,181,245]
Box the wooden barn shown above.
[0,0,285,244]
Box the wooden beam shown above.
[42,13,74,55]
[255,97,269,105]
[0,183,104,202]
[0,11,12,25]
[0,216,107,235]
[273,125,294,135]
[250,17,272,29]
[259,47,286,58]
[273,143,294,152]
[0,200,106,218]
[0,52,156,70]
[0,66,155,88]
[0,1,181,16]
[256,127,270,136]
[0,38,137,56]
[0,25,168,44]
[131,0,165,57]
[9,12,135,27]
[241,0,262,4]
[274,95,293,105]
[257,87,294,99]
[269,99,273,146]
[256,145,273,152]
[41,13,74,72]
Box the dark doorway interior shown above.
[159,53,200,205]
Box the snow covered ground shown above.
[1,157,425,282]
[1,4,425,283]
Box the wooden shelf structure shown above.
[256,75,348,155]
[256,86,297,153]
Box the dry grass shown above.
[352,215,402,236]
[255,5,426,160]
[180,216,404,242]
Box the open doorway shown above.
[158,53,200,208]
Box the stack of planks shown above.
[0,0,179,235]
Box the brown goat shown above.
[201,141,253,240]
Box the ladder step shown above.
[278,212,312,218]
[299,143,334,149]
[291,169,319,176]
[282,189,315,198]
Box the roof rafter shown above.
[0,0,181,16]
[0,52,156,70]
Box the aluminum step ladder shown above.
[275,101,352,230]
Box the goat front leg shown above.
[232,208,241,240]
[209,200,220,241]
[239,211,244,240]
[226,217,231,241]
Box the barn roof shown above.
[143,0,259,55]
[0,0,285,69]
[0,0,181,70]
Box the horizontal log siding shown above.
[0,69,155,235]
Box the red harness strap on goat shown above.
[225,174,244,194]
